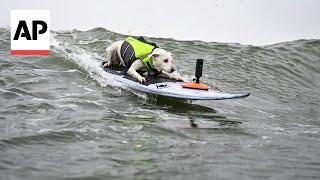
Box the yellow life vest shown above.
[125,37,156,71]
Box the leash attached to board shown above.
[181,59,210,90]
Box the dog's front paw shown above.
[138,77,147,84]
[173,75,184,82]
[176,76,185,82]
[103,62,111,67]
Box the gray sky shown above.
[1,0,320,45]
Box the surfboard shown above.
[102,66,250,100]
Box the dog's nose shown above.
[170,67,175,73]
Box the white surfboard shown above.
[102,67,250,100]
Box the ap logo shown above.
[11,10,50,55]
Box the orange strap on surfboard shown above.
[181,82,210,90]
[181,59,210,90]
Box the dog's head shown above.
[150,48,175,73]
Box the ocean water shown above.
[0,27,320,179]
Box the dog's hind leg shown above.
[104,47,113,67]
[104,41,124,67]
[104,43,118,67]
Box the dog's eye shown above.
[163,59,169,63]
